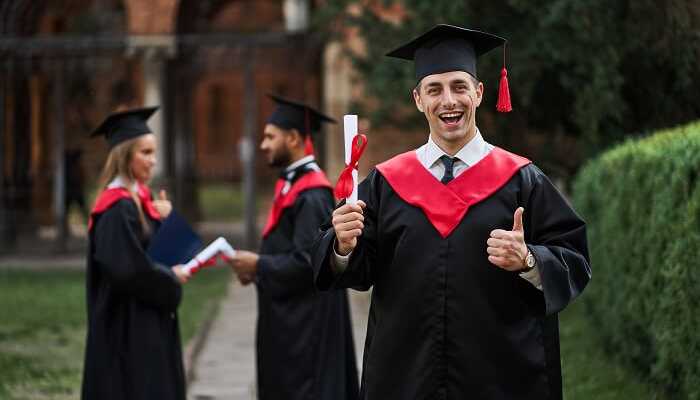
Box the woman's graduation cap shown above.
[90,106,159,148]
[266,94,337,155]
[386,24,512,112]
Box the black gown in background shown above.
[256,166,359,400]
[312,148,591,400]
[82,199,185,400]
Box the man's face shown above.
[413,70,483,144]
[260,123,293,168]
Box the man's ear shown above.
[474,81,484,108]
[287,128,303,148]
[413,89,424,113]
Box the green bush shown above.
[572,120,700,399]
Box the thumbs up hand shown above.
[153,189,173,219]
[486,207,529,271]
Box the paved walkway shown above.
[187,281,370,400]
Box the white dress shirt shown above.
[416,128,494,181]
[333,128,543,290]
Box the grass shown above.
[560,298,666,400]
[0,270,86,400]
[178,266,231,344]
[198,183,270,222]
[0,266,231,400]
[198,183,244,222]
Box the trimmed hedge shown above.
[572,120,700,399]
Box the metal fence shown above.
[0,31,325,253]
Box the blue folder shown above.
[147,210,203,266]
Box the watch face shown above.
[526,252,536,268]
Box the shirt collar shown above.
[281,154,319,183]
[424,127,488,168]
[278,155,318,195]
[107,176,138,191]
[285,155,316,173]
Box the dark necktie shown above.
[440,155,457,184]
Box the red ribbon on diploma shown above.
[188,257,218,275]
[189,253,234,275]
[334,134,368,199]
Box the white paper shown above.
[218,240,237,259]
[183,237,237,274]
[343,114,358,204]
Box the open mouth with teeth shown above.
[439,111,464,126]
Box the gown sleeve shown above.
[312,170,381,292]
[521,165,592,315]
[92,200,182,311]
[256,188,333,299]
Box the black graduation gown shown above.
[256,168,359,400]
[312,148,591,400]
[82,199,185,400]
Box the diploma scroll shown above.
[334,115,367,203]
[344,115,359,204]
[183,237,237,274]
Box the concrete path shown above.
[187,281,370,400]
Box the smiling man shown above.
[311,25,591,400]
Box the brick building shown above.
[0,0,361,249]
[0,0,439,253]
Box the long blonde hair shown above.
[96,137,150,233]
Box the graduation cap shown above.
[386,24,512,112]
[266,94,337,155]
[90,106,159,148]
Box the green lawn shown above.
[0,266,230,400]
[560,299,666,400]
[198,183,270,222]
[178,266,231,345]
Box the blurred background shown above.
[1,0,699,251]
[1,1,699,399]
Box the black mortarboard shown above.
[90,106,159,148]
[386,24,505,81]
[386,24,513,112]
[266,95,337,154]
[266,94,336,136]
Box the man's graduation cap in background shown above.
[266,94,337,155]
[386,24,512,112]
[90,106,159,148]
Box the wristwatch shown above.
[521,249,537,273]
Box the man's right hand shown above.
[332,200,366,256]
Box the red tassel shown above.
[497,67,512,113]
[304,135,314,155]
[303,108,315,155]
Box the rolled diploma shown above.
[218,240,237,260]
[183,237,235,273]
[343,114,358,204]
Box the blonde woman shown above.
[81,107,189,400]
